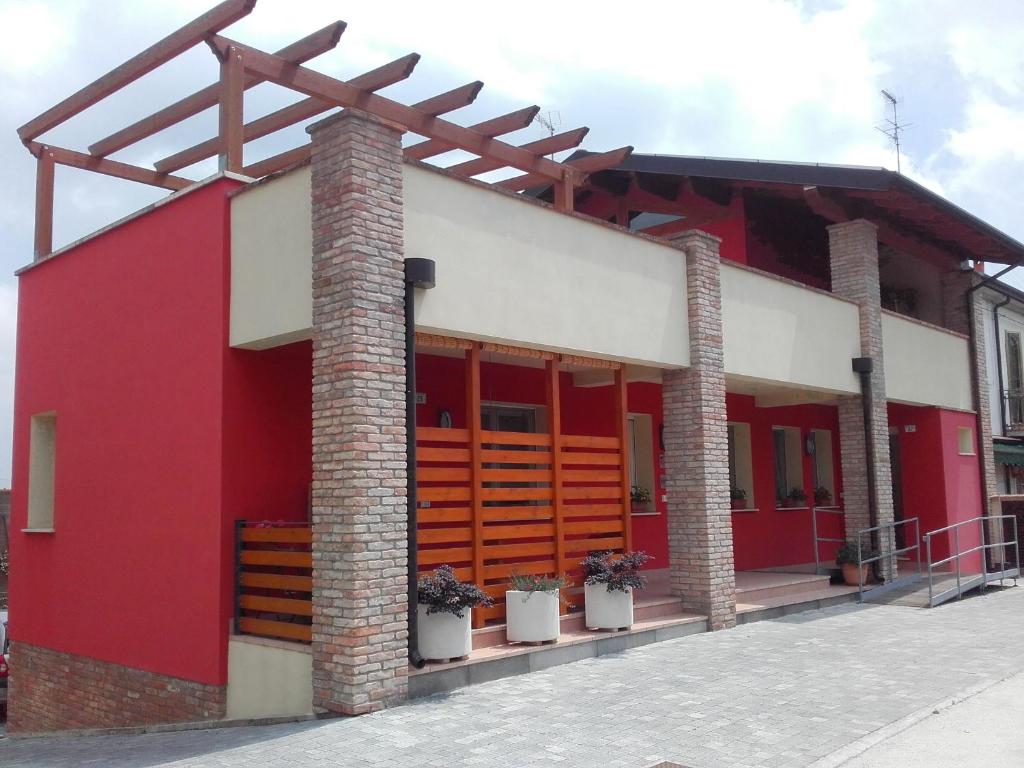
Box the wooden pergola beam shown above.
[446,127,590,177]
[27,142,192,190]
[404,105,539,161]
[209,36,566,181]
[88,20,346,158]
[497,146,634,192]
[156,52,422,173]
[238,79,483,179]
[18,0,257,142]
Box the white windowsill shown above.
[630,511,660,517]
[22,528,55,534]
[775,506,810,512]
[959,452,977,456]
[731,507,759,513]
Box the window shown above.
[27,412,57,531]
[811,429,836,505]
[1007,332,1024,425]
[627,414,655,513]
[772,426,804,506]
[957,426,975,456]
[727,423,754,508]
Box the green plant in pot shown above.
[581,550,651,630]
[813,486,833,507]
[786,487,807,507]
[730,487,747,511]
[416,565,493,661]
[835,543,878,586]
[630,485,652,512]
[505,573,570,644]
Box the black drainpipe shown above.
[404,257,435,670]
[852,357,880,559]
[993,294,1012,438]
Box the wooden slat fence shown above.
[417,427,628,626]
[235,521,313,643]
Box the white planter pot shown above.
[505,590,561,643]
[417,604,472,661]
[584,582,634,630]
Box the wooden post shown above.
[546,358,567,607]
[34,148,55,260]
[218,45,244,173]
[554,168,575,213]
[614,367,633,552]
[466,343,485,628]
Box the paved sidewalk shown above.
[841,669,1024,768]
[2,587,1024,767]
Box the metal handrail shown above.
[855,517,921,600]
[923,514,1019,607]
[811,505,846,574]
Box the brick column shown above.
[662,230,736,630]
[307,110,408,715]
[828,220,896,580]
[942,270,998,507]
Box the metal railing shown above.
[855,517,921,601]
[923,515,1020,608]
[811,506,846,574]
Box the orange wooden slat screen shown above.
[236,522,313,644]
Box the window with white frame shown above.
[28,412,57,530]
[627,414,655,512]
[727,422,754,508]
[772,426,804,506]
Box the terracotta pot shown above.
[841,562,871,587]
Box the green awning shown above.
[995,443,1024,466]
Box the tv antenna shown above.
[536,110,561,158]
[877,90,909,173]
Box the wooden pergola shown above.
[18,0,632,260]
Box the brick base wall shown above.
[7,642,225,734]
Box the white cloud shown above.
[0,0,76,74]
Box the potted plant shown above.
[505,573,569,644]
[835,543,876,586]
[730,487,747,510]
[630,485,652,513]
[581,550,651,630]
[786,487,807,507]
[416,565,493,661]
[814,486,833,507]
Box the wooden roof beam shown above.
[803,186,967,264]
[497,146,634,192]
[89,21,347,158]
[156,52,424,173]
[208,36,565,180]
[238,80,485,179]
[18,0,257,143]
[446,127,590,177]
[404,106,539,161]
[27,142,192,190]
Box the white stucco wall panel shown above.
[881,311,973,410]
[231,164,689,366]
[230,167,313,349]
[226,637,313,720]
[720,264,861,394]
[405,165,688,367]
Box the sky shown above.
[1,0,1023,486]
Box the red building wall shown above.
[10,179,313,688]
[726,394,844,571]
[888,403,983,571]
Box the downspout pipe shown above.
[404,257,435,670]
[993,294,1012,438]
[852,357,880,558]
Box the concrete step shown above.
[735,572,833,603]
